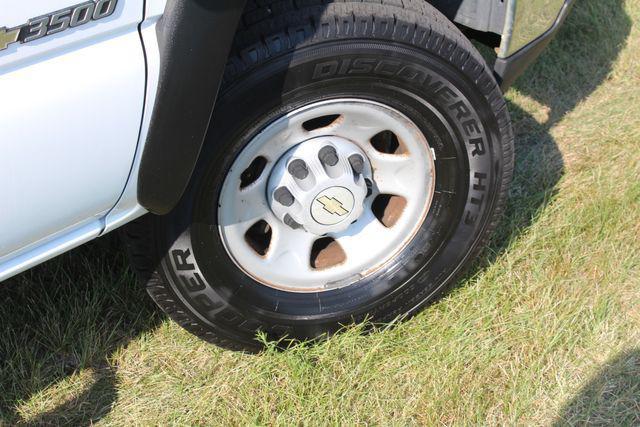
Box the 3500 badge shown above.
[0,0,117,51]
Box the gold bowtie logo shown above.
[317,196,349,216]
[0,27,20,51]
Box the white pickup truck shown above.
[0,0,575,350]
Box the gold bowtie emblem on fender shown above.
[0,27,19,51]
[317,196,349,216]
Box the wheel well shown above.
[137,0,505,215]
[426,0,506,37]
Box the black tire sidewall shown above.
[157,41,503,344]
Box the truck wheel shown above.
[124,0,514,351]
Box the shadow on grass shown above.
[471,0,631,262]
[554,348,640,425]
[0,0,631,424]
[0,235,161,425]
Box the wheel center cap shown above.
[311,187,355,225]
[267,136,372,235]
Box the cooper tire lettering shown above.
[172,249,195,271]
[179,272,206,293]
[194,294,224,312]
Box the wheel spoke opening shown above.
[371,194,407,227]
[302,114,342,131]
[240,156,267,189]
[370,130,406,155]
[310,237,346,270]
[244,220,272,256]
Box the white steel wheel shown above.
[218,99,436,292]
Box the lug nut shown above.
[283,214,302,230]
[288,159,309,179]
[318,146,339,166]
[348,154,365,174]
[274,187,294,206]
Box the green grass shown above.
[2,0,640,424]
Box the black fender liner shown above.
[137,0,247,215]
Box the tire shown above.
[124,0,514,351]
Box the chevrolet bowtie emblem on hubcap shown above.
[310,186,357,227]
[317,195,349,216]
